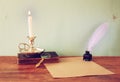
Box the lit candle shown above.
[28,11,33,37]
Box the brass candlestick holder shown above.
[17,36,45,64]
[18,36,44,53]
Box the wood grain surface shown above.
[0,56,120,82]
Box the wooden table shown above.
[0,56,120,82]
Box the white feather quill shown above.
[87,22,109,52]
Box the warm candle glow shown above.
[28,10,31,15]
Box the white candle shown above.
[28,11,33,37]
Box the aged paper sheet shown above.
[44,57,114,78]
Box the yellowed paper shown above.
[44,57,114,78]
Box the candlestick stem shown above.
[28,36,36,52]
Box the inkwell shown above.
[83,51,92,61]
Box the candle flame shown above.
[28,10,31,15]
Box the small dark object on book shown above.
[41,52,58,59]
[83,51,92,61]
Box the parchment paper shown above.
[44,57,114,78]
